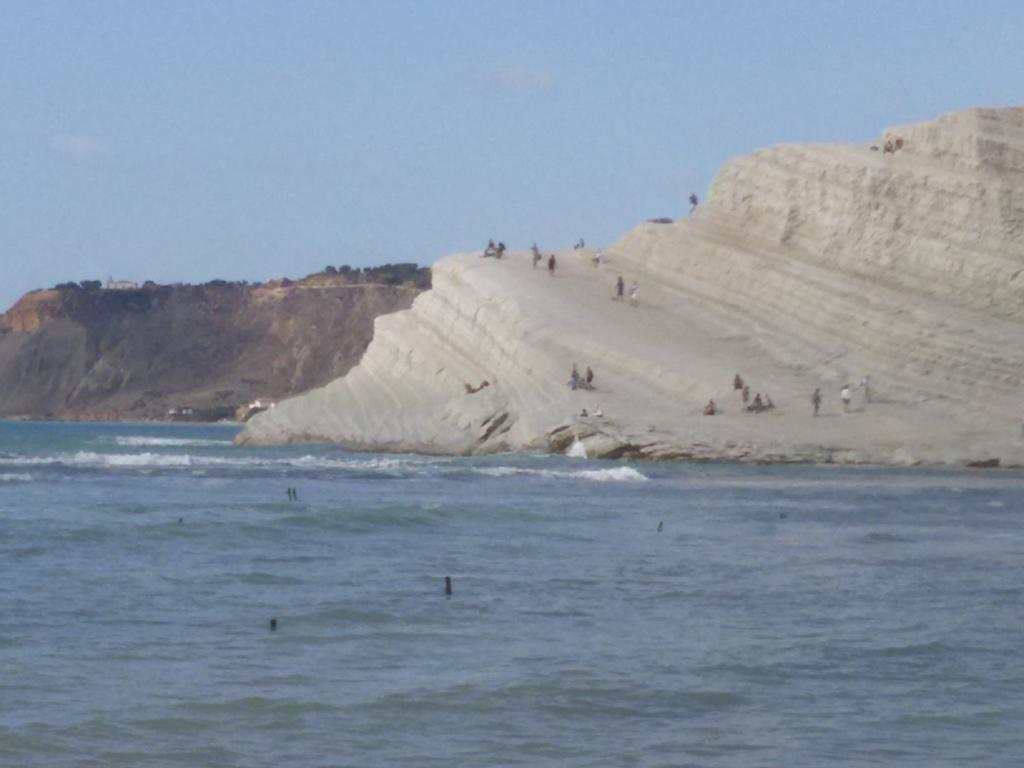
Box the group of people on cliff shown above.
[703,374,875,418]
[530,244,558,276]
[732,374,776,414]
[483,240,506,259]
[568,363,595,391]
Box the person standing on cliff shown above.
[689,193,699,215]
[615,275,624,301]
[812,388,822,417]
[841,385,852,412]
[548,254,556,276]
[531,243,542,268]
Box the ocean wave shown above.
[113,436,234,447]
[473,466,648,482]
[0,449,648,482]
[0,450,415,472]
[0,472,33,483]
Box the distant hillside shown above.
[0,264,430,421]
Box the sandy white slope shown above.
[240,107,1024,466]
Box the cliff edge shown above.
[240,107,1024,466]
[0,266,429,421]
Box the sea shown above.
[1,420,1022,767]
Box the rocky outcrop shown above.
[0,267,429,420]
[239,108,1024,467]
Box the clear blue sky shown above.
[2,0,1022,311]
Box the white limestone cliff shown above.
[239,107,1024,467]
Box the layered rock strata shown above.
[241,108,1024,466]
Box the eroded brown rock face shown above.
[0,269,429,421]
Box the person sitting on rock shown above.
[579,408,589,417]
[703,399,717,416]
[594,406,604,417]
[894,137,904,151]
[749,393,764,412]
[883,140,894,154]
[733,374,743,390]
[497,242,506,258]
[764,393,775,410]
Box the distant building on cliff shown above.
[106,278,139,290]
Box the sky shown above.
[2,0,1023,311]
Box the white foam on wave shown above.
[474,466,648,483]
[0,451,415,472]
[0,450,647,481]
[0,472,33,483]
[113,436,234,448]
[565,439,588,459]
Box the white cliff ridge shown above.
[239,107,1024,466]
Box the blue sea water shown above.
[1,420,1023,767]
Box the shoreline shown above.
[3,416,1020,470]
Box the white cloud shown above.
[490,64,553,93]
[50,134,109,160]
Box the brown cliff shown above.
[0,266,430,421]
